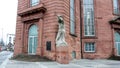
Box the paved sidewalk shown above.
[0,51,13,68]
[5,60,45,68]
[5,59,120,68]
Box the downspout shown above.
[80,0,83,59]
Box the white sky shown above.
[0,0,18,42]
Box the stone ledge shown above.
[56,46,68,52]
[18,3,47,16]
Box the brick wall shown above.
[14,0,81,60]
[15,0,119,60]
[81,0,115,59]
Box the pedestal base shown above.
[56,46,69,64]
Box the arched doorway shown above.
[28,25,38,55]
[115,32,120,56]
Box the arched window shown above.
[28,25,38,54]
[29,25,38,36]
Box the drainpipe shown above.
[80,0,83,59]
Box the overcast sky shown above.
[0,0,18,42]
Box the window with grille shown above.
[84,42,95,52]
[9,37,11,43]
[113,0,119,14]
[114,32,120,56]
[30,0,39,6]
[83,0,95,36]
[70,0,75,34]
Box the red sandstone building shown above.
[14,0,120,63]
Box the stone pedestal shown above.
[56,46,69,64]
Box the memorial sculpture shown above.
[56,15,67,46]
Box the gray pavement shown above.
[0,51,13,68]
[0,51,12,65]
[5,59,120,68]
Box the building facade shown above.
[6,34,15,51]
[14,0,120,63]
[6,34,15,45]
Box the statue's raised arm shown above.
[56,15,67,46]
